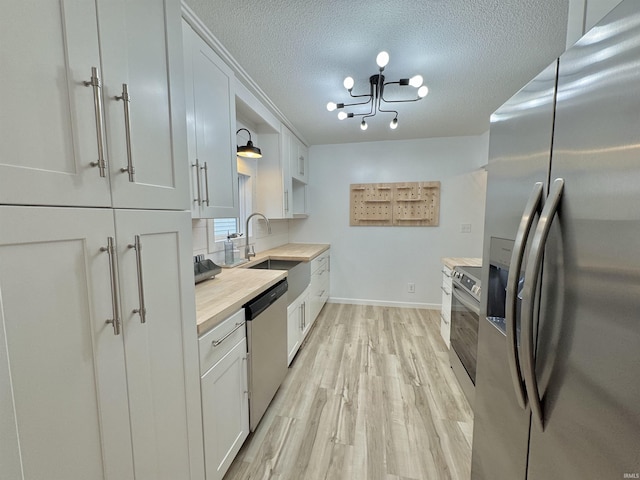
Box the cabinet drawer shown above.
[311,251,329,274]
[199,309,246,374]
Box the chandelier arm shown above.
[380,80,423,103]
[381,97,422,104]
[377,105,399,116]
[348,90,373,99]
[341,98,373,108]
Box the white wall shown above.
[289,134,489,308]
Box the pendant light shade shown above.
[236,128,262,158]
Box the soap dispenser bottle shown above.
[224,234,234,265]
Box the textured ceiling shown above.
[185,0,569,145]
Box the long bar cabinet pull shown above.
[201,162,210,206]
[521,178,564,432]
[212,322,245,347]
[84,67,106,177]
[506,182,544,409]
[128,235,147,324]
[192,159,202,205]
[101,237,121,335]
[116,83,135,182]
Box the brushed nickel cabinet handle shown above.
[128,235,147,324]
[201,162,210,206]
[212,322,245,347]
[101,237,121,335]
[115,83,135,182]
[192,159,202,205]
[84,67,106,177]
[440,286,451,295]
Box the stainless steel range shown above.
[450,265,481,407]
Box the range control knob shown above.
[471,285,481,296]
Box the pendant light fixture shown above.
[236,128,262,158]
[327,51,428,131]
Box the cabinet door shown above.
[300,293,312,338]
[98,0,189,210]
[182,23,239,218]
[287,298,302,365]
[114,209,202,480]
[440,267,453,347]
[280,128,294,218]
[291,138,309,184]
[0,207,133,479]
[0,2,112,207]
[201,338,249,480]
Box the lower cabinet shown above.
[287,249,331,365]
[309,251,330,322]
[0,206,203,480]
[199,309,249,480]
[287,289,310,365]
[440,265,453,347]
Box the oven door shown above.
[450,283,480,386]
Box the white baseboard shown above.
[328,297,439,310]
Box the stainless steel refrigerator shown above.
[471,2,640,479]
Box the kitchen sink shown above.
[249,259,310,303]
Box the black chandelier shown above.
[327,51,429,131]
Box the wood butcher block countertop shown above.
[441,257,482,269]
[244,243,330,265]
[195,243,330,335]
[195,268,286,335]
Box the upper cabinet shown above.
[290,134,309,184]
[256,126,308,218]
[0,0,189,210]
[182,21,239,219]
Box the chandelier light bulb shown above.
[327,102,337,112]
[360,120,368,131]
[376,51,389,69]
[343,76,354,90]
[390,118,398,129]
[338,111,348,120]
[409,75,424,88]
[418,85,429,98]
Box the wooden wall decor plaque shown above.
[350,181,440,226]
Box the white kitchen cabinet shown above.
[290,135,309,184]
[257,126,310,219]
[199,309,249,480]
[440,265,453,348]
[182,21,239,219]
[0,0,189,210]
[0,206,203,480]
[309,250,331,324]
[287,289,310,365]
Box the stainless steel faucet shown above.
[245,212,272,260]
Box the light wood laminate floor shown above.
[224,303,473,480]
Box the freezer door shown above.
[471,61,558,479]
[527,2,640,478]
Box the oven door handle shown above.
[522,178,564,432]
[451,283,480,316]
[507,182,544,409]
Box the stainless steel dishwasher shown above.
[243,278,288,431]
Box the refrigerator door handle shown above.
[507,182,544,409]
[521,178,564,431]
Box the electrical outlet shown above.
[408,283,415,293]
[460,223,472,233]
